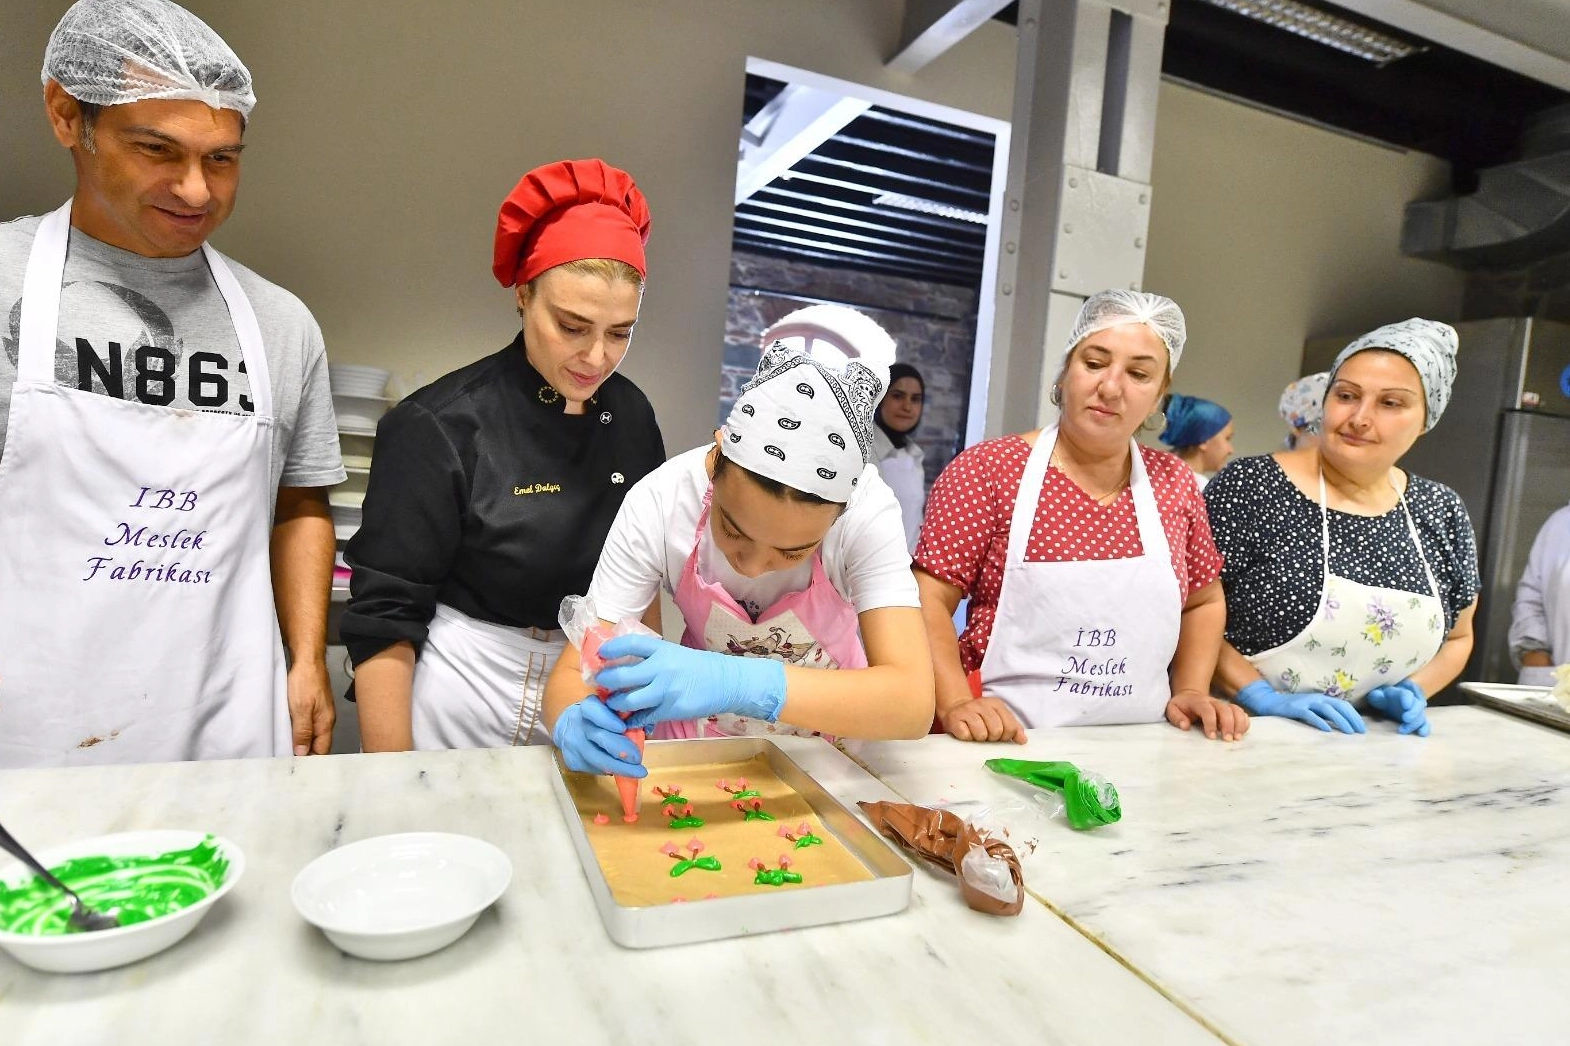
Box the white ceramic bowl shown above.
[0,830,244,974]
[291,832,511,962]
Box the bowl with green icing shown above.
[0,830,243,973]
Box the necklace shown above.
[1051,449,1128,506]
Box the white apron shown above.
[1248,472,1444,700]
[876,446,926,554]
[980,427,1183,727]
[0,201,287,767]
[409,602,562,749]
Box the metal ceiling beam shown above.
[740,198,983,248]
[733,238,972,284]
[735,84,871,205]
[799,155,991,201]
[731,228,971,275]
[733,212,984,262]
[732,241,969,282]
[757,186,991,235]
[887,0,1019,74]
[1331,0,1570,93]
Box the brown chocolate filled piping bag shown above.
[858,800,1024,917]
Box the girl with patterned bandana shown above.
[545,345,934,777]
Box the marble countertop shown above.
[846,706,1570,1046]
[0,738,1219,1046]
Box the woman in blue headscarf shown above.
[1159,394,1233,489]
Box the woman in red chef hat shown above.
[342,159,667,751]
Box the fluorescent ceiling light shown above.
[873,191,987,224]
[1195,0,1426,65]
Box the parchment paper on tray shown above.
[858,801,1024,917]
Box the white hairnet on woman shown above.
[42,0,255,118]
[1064,289,1188,372]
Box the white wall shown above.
[1143,83,1463,457]
[0,4,1460,459]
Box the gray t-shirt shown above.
[0,214,345,499]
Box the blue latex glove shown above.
[1365,678,1430,736]
[552,698,647,777]
[1235,680,1366,734]
[595,634,787,730]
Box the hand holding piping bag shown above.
[558,596,661,817]
[581,625,646,819]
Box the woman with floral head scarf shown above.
[1205,319,1480,738]
[1279,371,1329,451]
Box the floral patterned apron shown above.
[1248,471,1444,700]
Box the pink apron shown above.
[653,490,866,739]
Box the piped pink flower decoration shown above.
[671,897,687,904]
[779,855,792,869]
[798,822,811,836]
[686,838,705,855]
[776,825,794,840]
[748,858,765,871]
[660,842,679,858]
[736,777,749,789]
[716,779,729,790]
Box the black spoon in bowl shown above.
[0,821,120,932]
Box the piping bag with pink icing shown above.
[561,595,661,822]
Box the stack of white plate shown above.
[328,490,364,533]
[329,364,390,398]
[329,364,392,435]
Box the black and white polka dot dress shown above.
[1204,455,1479,657]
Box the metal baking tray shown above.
[1458,682,1570,735]
[549,737,913,948]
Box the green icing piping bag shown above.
[983,759,1122,830]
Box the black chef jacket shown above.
[340,335,665,666]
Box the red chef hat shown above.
[492,159,652,288]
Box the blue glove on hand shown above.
[1236,680,1366,734]
[552,698,647,777]
[1365,678,1430,736]
[595,634,787,731]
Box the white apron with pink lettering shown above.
[979,427,1183,726]
[652,491,866,739]
[0,201,288,767]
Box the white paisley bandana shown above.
[1330,319,1458,433]
[721,342,886,502]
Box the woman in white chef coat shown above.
[914,290,1246,744]
[872,362,927,554]
[1508,502,1570,685]
[1206,320,1480,737]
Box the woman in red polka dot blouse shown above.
[914,290,1247,743]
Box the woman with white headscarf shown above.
[543,344,934,775]
[915,290,1245,744]
[1279,371,1330,451]
[1206,319,1480,737]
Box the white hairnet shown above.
[1065,289,1187,373]
[42,0,255,118]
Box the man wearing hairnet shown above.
[0,0,345,766]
